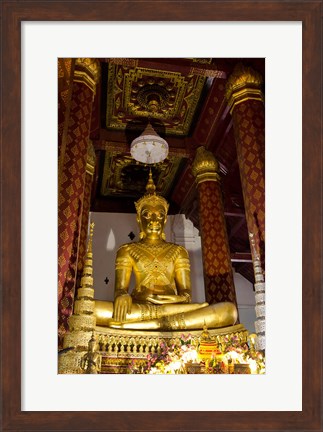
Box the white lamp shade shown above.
[130,123,169,164]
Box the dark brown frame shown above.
[1,1,322,431]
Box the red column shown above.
[58,59,100,347]
[58,58,75,169]
[192,146,238,307]
[226,63,265,268]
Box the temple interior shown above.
[58,58,265,374]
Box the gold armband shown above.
[175,257,190,271]
[115,257,132,271]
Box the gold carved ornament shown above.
[191,146,220,184]
[134,171,169,216]
[74,58,101,95]
[106,63,206,136]
[225,63,264,113]
[86,141,96,176]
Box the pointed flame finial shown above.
[145,168,156,195]
[135,170,169,215]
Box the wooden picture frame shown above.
[1,1,321,431]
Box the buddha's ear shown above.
[139,231,146,240]
[136,216,143,233]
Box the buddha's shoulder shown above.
[116,243,134,254]
[165,242,189,256]
[117,241,188,255]
[116,242,153,253]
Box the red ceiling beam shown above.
[95,128,194,150]
[93,139,192,158]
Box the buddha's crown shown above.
[135,170,169,215]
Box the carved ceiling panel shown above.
[100,151,184,199]
[105,64,206,136]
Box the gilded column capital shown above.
[74,58,101,94]
[192,146,220,184]
[225,63,264,113]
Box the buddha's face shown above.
[139,203,167,240]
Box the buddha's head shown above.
[135,171,169,240]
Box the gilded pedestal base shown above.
[58,350,85,374]
[96,323,248,374]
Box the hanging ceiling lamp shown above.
[130,122,169,164]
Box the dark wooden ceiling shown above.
[89,58,265,285]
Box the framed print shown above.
[1,1,321,431]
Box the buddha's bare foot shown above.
[107,320,123,329]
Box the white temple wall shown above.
[90,211,256,332]
[170,214,206,304]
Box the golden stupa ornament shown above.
[192,146,220,184]
[225,63,264,113]
[58,221,97,374]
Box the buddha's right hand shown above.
[113,294,132,322]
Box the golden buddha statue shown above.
[80,332,101,374]
[95,171,237,331]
